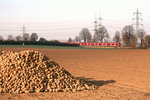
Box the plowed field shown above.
[0,47,150,100]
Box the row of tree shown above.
[0,33,47,42]
[0,25,146,48]
[68,25,146,48]
[0,40,79,47]
[67,26,116,43]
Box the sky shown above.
[0,0,150,41]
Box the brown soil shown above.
[0,47,150,100]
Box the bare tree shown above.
[68,37,73,42]
[113,31,121,43]
[137,29,145,47]
[39,37,47,42]
[0,36,4,41]
[23,33,30,41]
[92,34,98,42]
[15,36,22,41]
[79,28,91,43]
[74,36,80,43]
[31,33,38,41]
[7,35,14,41]
[87,33,92,43]
[122,25,135,46]
[131,34,137,49]
[94,26,109,43]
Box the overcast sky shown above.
[0,0,150,41]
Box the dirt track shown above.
[0,47,150,100]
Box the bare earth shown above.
[0,47,150,100]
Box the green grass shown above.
[0,45,124,50]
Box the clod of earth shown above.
[0,50,97,93]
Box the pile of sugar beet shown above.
[0,50,97,93]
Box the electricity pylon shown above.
[132,9,143,34]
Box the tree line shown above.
[68,25,146,48]
[0,33,47,42]
[0,33,79,47]
[0,24,147,48]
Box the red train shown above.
[67,42,120,47]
